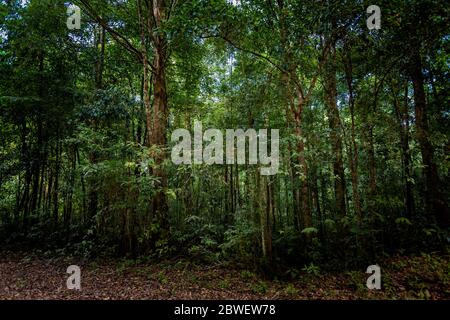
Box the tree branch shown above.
[78,0,152,70]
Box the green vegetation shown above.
[0,0,449,283]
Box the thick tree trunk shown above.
[277,0,312,230]
[410,54,449,227]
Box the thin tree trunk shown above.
[87,25,106,221]
[343,47,362,219]
[324,38,346,219]
[53,138,60,227]
[95,26,105,89]
[392,82,415,217]
[367,125,377,197]
[137,0,153,146]
[293,110,312,229]
[151,0,169,232]
[258,173,273,267]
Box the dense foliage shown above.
[0,0,449,273]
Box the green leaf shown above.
[301,227,318,235]
[395,217,412,226]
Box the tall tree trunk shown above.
[53,138,60,227]
[30,51,45,218]
[276,0,312,231]
[95,26,105,89]
[151,0,169,232]
[366,84,377,203]
[87,26,106,221]
[410,53,449,227]
[137,0,153,146]
[230,165,234,215]
[224,165,229,215]
[311,167,323,236]
[392,82,415,217]
[257,172,273,267]
[288,141,300,230]
[324,39,346,219]
[367,124,377,197]
[343,47,362,220]
[293,109,312,229]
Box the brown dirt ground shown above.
[0,250,448,300]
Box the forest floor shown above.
[0,250,449,300]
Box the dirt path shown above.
[0,250,448,300]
